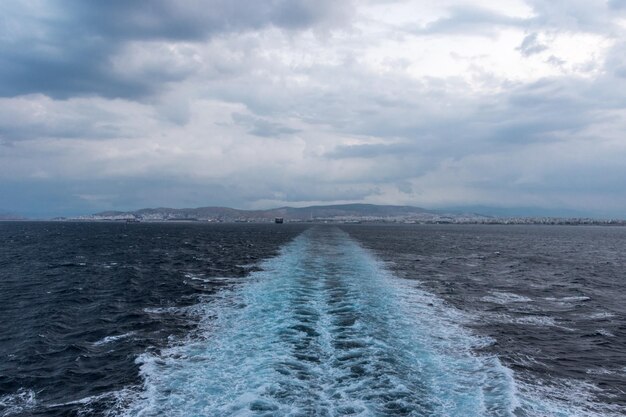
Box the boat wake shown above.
[115,227,588,416]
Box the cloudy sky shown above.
[1,0,625,217]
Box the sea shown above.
[0,222,624,416]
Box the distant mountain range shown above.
[82,204,481,222]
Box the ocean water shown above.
[0,222,307,416]
[1,222,625,416]
[342,224,626,416]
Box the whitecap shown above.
[142,304,205,317]
[595,329,615,337]
[586,368,616,376]
[93,332,135,346]
[481,292,533,304]
[514,316,559,327]
[479,312,561,328]
[0,389,36,417]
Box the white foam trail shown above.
[0,389,36,417]
[115,227,615,417]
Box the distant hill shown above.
[69,203,624,224]
[85,203,450,222]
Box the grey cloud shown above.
[0,120,121,143]
[0,178,243,217]
[488,79,599,142]
[408,1,621,38]
[608,0,626,10]
[326,143,417,159]
[2,1,626,217]
[518,33,548,56]
[546,55,566,67]
[324,141,440,183]
[604,42,626,79]
[66,0,351,41]
[0,175,383,218]
[204,35,626,161]
[231,113,300,138]
[0,95,146,143]
[0,1,353,99]
[285,61,621,169]
[267,183,382,204]
[396,181,413,194]
[411,6,528,36]
[525,0,619,33]
[0,37,136,99]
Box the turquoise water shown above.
[123,227,518,416]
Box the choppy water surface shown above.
[343,224,626,416]
[1,222,625,416]
[0,222,307,416]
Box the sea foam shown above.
[115,227,616,417]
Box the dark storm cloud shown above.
[65,0,350,40]
[0,0,352,99]
[0,35,137,99]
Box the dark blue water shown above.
[1,222,625,416]
[342,224,626,416]
[0,222,307,416]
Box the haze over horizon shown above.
[1,1,626,218]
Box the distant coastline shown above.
[43,203,626,226]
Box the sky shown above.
[1,0,626,217]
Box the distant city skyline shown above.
[1,1,626,217]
